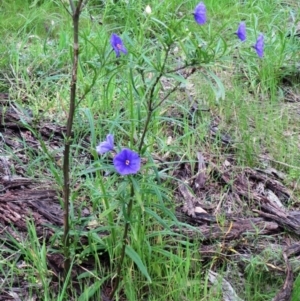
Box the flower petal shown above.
[236,22,246,41]
[194,2,206,25]
[253,34,264,58]
[113,148,141,175]
[110,33,127,57]
[145,5,152,14]
[96,134,114,154]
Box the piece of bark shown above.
[265,189,284,208]
[0,188,62,240]
[194,152,206,190]
[199,218,278,240]
[220,167,292,205]
[1,176,36,191]
[0,189,58,202]
[208,270,244,301]
[174,218,278,241]
[253,206,300,236]
[272,252,293,301]
[179,182,211,219]
[7,292,22,301]
[284,243,300,257]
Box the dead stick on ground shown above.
[272,252,293,301]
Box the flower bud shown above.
[145,5,152,14]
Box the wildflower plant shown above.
[91,2,226,298]
[60,0,270,299]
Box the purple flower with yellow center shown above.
[236,22,246,41]
[253,34,264,58]
[194,2,207,25]
[110,33,127,57]
[113,148,141,175]
[96,134,114,155]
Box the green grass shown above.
[0,0,300,300]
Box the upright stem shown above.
[139,65,197,152]
[63,0,83,279]
[138,108,152,153]
[138,45,171,153]
[109,184,134,300]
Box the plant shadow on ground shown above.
[1,0,300,300]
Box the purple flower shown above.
[236,22,246,41]
[96,134,114,155]
[113,148,141,175]
[194,2,206,25]
[253,34,264,58]
[110,33,127,57]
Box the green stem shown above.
[63,0,84,280]
[109,183,134,300]
[152,67,197,112]
[138,45,171,152]
[98,174,116,243]
[138,108,152,153]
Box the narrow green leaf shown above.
[205,70,225,103]
[125,245,152,283]
[78,281,102,301]
[144,207,170,230]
